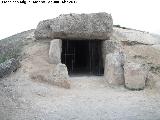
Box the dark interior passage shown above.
[61,40,104,76]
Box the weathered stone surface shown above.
[102,40,123,65]
[104,52,125,85]
[102,40,122,55]
[122,43,160,89]
[123,45,160,65]
[0,58,20,78]
[50,63,70,89]
[110,26,160,90]
[147,72,160,89]
[35,12,113,40]
[49,39,62,64]
[111,27,160,45]
[124,62,149,90]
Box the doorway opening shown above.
[61,40,104,76]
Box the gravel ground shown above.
[0,73,160,120]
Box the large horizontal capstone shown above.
[34,12,113,40]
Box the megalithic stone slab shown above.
[50,63,70,89]
[34,12,113,40]
[49,39,62,64]
[124,62,149,90]
[104,52,125,85]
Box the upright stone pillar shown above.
[50,63,70,89]
[49,39,62,64]
[104,51,125,85]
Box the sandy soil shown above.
[0,41,160,120]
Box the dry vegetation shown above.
[0,29,35,63]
